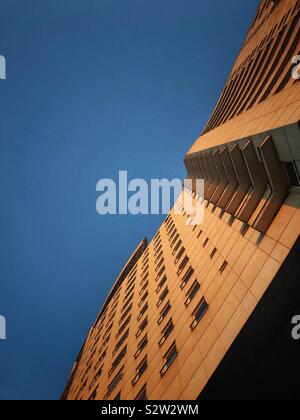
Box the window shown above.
[109,346,127,377]
[97,349,107,366]
[113,329,129,356]
[210,248,217,259]
[284,161,300,186]
[177,256,189,276]
[160,342,178,377]
[220,260,228,274]
[156,274,167,293]
[172,239,182,255]
[126,277,135,290]
[139,291,149,307]
[140,272,149,285]
[134,334,148,359]
[154,246,163,259]
[89,365,103,390]
[116,316,131,339]
[122,293,134,313]
[119,303,132,325]
[170,233,179,248]
[158,301,171,325]
[197,230,203,239]
[88,386,98,401]
[155,250,163,264]
[137,303,148,321]
[180,266,194,289]
[190,298,209,330]
[156,265,165,281]
[132,357,148,386]
[114,392,121,401]
[105,367,124,400]
[155,257,164,272]
[107,311,116,325]
[139,281,149,295]
[75,379,87,400]
[103,323,113,339]
[135,384,147,401]
[136,317,148,338]
[157,287,169,308]
[169,228,177,241]
[123,286,135,303]
[100,334,110,352]
[158,319,174,347]
[142,264,149,276]
[203,238,209,248]
[185,281,200,307]
[175,247,185,264]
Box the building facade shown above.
[62,0,300,400]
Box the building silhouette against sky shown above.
[62,0,300,400]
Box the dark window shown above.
[158,319,174,347]
[122,293,134,313]
[134,334,148,359]
[105,367,124,399]
[97,349,107,366]
[172,239,182,255]
[139,281,149,295]
[135,384,147,401]
[88,386,98,401]
[175,247,185,264]
[156,274,167,293]
[119,304,132,325]
[157,287,169,308]
[177,256,189,276]
[132,357,148,386]
[109,346,127,377]
[190,298,209,330]
[155,257,164,272]
[158,301,171,325]
[156,265,165,281]
[203,238,209,248]
[141,271,149,285]
[220,260,228,274]
[284,161,300,186]
[197,230,203,239]
[113,329,129,356]
[160,342,178,377]
[180,266,194,289]
[114,392,121,401]
[170,233,180,248]
[137,303,148,321]
[89,365,103,390]
[123,286,135,304]
[116,316,131,339]
[139,291,149,307]
[210,248,218,259]
[136,317,148,338]
[185,281,201,307]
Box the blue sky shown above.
[0,0,259,400]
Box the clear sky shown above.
[0,0,259,400]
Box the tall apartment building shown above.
[62,0,300,400]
